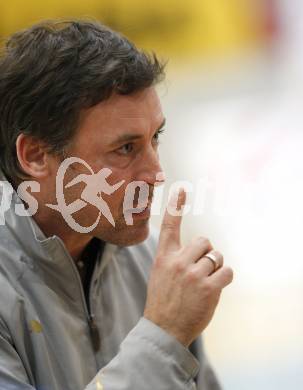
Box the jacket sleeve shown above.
[0,316,221,390]
[86,317,200,390]
[189,336,222,390]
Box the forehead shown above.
[78,87,164,138]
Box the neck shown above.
[32,206,92,262]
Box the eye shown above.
[117,143,134,155]
[152,128,165,144]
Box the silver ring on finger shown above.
[203,252,221,273]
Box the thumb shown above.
[158,188,186,253]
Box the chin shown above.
[95,218,150,246]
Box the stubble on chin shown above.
[94,215,150,246]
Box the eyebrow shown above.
[109,118,166,147]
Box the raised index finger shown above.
[158,189,186,253]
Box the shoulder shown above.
[0,238,28,327]
[0,270,24,334]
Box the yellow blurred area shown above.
[0,0,266,60]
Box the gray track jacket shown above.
[0,174,222,390]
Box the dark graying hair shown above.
[0,20,165,182]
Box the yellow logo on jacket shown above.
[30,320,43,333]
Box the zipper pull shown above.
[89,315,100,352]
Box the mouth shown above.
[125,199,152,220]
[122,185,154,220]
[126,203,152,214]
[131,186,153,208]
[132,206,151,219]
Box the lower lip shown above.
[131,207,151,219]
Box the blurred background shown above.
[1,1,302,389]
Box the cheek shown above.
[103,173,139,216]
[103,184,125,211]
[102,177,130,217]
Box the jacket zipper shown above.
[88,314,101,352]
[57,238,101,353]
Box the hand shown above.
[144,189,233,347]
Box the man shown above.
[0,20,233,389]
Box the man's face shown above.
[49,87,165,246]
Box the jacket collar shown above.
[0,169,117,272]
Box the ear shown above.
[16,133,50,179]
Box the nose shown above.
[136,146,164,186]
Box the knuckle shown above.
[196,236,209,246]
[203,237,212,250]
[193,236,212,252]
[212,250,223,260]
[185,266,200,283]
[161,221,176,232]
[222,266,234,283]
[204,238,211,248]
[212,250,224,265]
[154,254,166,268]
[201,279,214,295]
[174,260,186,275]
